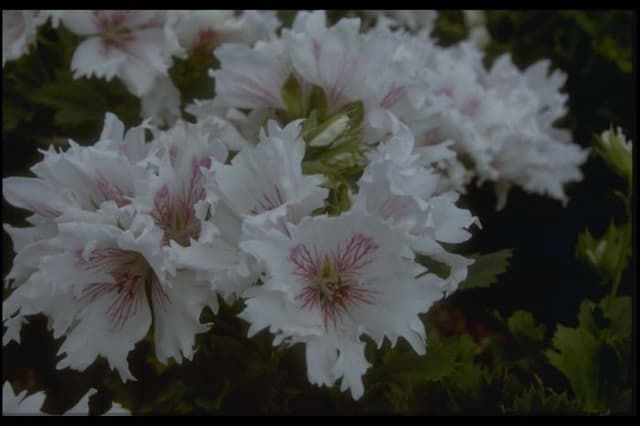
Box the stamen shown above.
[290,234,379,329]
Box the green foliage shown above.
[506,311,546,355]
[458,249,513,290]
[576,222,630,283]
[504,385,577,414]
[366,334,488,412]
[2,23,140,144]
[546,297,631,413]
[433,11,468,46]
[169,52,217,113]
[280,74,306,121]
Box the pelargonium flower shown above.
[214,120,328,230]
[2,113,150,292]
[239,208,445,399]
[167,10,279,54]
[211,11,437,144]
[2,113,150,225]
[167,120,328,301]
[134,119,228,247]
[3,113,222,377]
[60,10,182,96]
[355,120,477,294]
[3,217,218,379]
[410,42,589,208]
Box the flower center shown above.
[151,156,209,246]
[289,234,379,329]
[75,248,168,330]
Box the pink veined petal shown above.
[2,177,64,218]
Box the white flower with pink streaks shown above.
[239,209,444,399]
[168,10,279,54]
[3,219,217,379]
[2,113,151,227]
[214,120,328,232]
[412,42,589,208]
[356,121,478,294]
[212,39,291,110]
[135,119,228,247]
[212,11,436,144]
[61,10,182,96]
[286,10,435,136]
[168,120,327,301]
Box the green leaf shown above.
[415,255,451,280]
[546,323,601,410]
[506,310,546,353]
[545,297,632,413]
[458,249,513,290]
[307,84,328,122]
[370,334,483,391]
[280,74,305,119]
[576,221,631,285]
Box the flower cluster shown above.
[3,10,587,403]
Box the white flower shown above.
[3,217,218,378]
[214,120,328,230]
[168,10,279,53]
[212,10,435,148]
[2,114,220,375]
[2,113,151,228]
[491,131,589,210]
[2,10,47,66]
[367,10,438,33]
[2,383,130,416]
[61,10,182,96]
[168,120,327,301]
[212,39,290,110]
[185,99,261,151]
[409,42,588,208]
[356,122,477,294]
[239,208,445,399]
[135,119,227,247]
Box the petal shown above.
[71,37,127,81]
[3,177,66,217]
[60,11,98,35]
[152,271,218,364]
[334,338,369,400]
[56,283,151,382]
[305,336,339,388]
